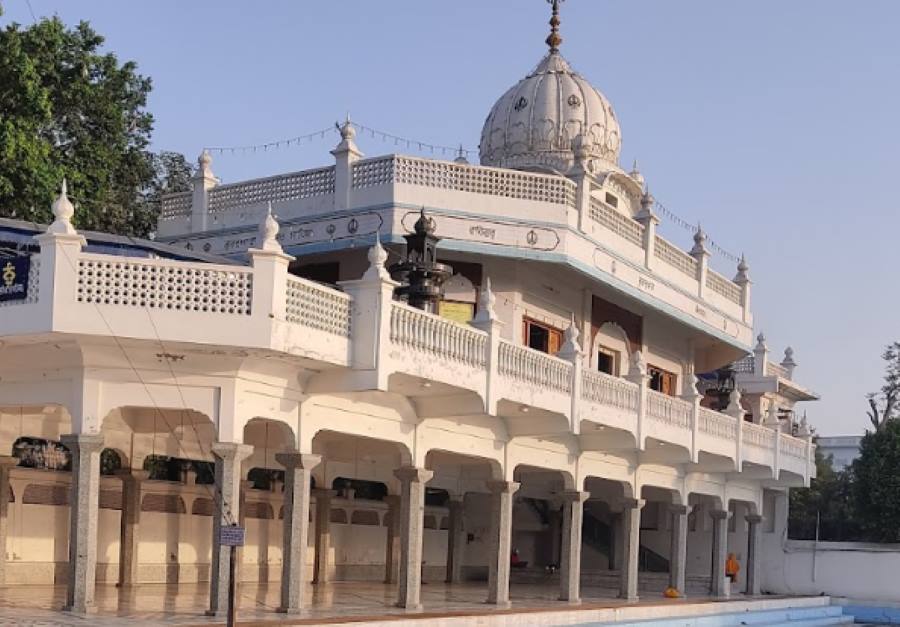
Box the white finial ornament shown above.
[630,159,645,187]
[629,349,647,376]
[454,144,469,165]
[258,202,282,253]
[691,223,709,257]
[734,253,750,283]
[48,178,77,235]
[559,314,582,357]
[473,276,497,323]
[755,333,767,350]
[363,231,390,280]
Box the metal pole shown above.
[227,544,236,627]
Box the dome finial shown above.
[546,0,564,53]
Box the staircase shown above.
[582,508,670,573]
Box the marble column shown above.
[559,491,589,603]
[116,469,149,587]
[618,498,645,601]
[745,514,763,596]
[709,509,730,597]
[206,442,253,617]
[445,497,465,584]
[0,456,18,585]
[668,505,689,595]
[276,453,320,614]
[384,495,401,584]
[60,433,104,613]
[486,480,520,607]
[394,466,433,610]
[312,488,335,585]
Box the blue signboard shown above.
[219,525,245,547]
[0,257,30,303]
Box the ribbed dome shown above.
[479,52,621,174]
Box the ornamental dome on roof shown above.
[479,2,621,174]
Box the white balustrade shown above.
[780,432,807,459]
[207,167,335,213]
[646,389,692,429]
[389,302,487,368]
[699,406,738,440]
[767,361,790,379]
[159,191,191,221]
[285,277,351,337]
[581,370,638,411]
[655,236,698,278]
[76,254,253,315]
[498,340,572,393]
[352,155,577,206]
[706,270,742,304]
[589,199,644,247]
[743,421,776,448]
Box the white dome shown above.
[479,52,621,174]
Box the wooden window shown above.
[522,317,563,354]
[597,345,619,376]
[648,365,677,396]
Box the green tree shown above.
[852,419,900,542]
[867,342,900,431]
[0,16,188,236]
[789,447,860,541]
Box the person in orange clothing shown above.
[725,553,740,583]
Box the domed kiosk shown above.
[479,0,622,175]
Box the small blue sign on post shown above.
[220,524,245,547]
[0,257,30,303]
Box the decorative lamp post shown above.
[389,208,453,313]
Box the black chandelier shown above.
[389,209,453,313]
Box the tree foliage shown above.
[867,342,900,432]
[851,419,900,543]
[789,447,859,541]
[0,16,190,237]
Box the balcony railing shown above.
[498,340,572,393]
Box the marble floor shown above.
[0,580,744,626]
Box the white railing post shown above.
[726,389,746,472]
[557,315,583,435]
[339,236,398,390]
[635,190,659,270]
[34,181,85,330]
[753,333,769,376]
[571,134,592,232]
[191,150,217,233]
[248,204,293,325]
[680,372,701,463]
[624,351,648,450]
[470,278,503,416]
[690,225,710,299]
[798,414,813,486]
[734,255,752,324]
[331,117,363,212]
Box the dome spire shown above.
[546,0,564,54]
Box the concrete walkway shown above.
[0,581,816,626]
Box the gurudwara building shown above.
[0,2,819,620]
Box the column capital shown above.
[560,490,589,503]
[709,508,731,520]
[618,497,646,511]
[211,442,253,462]
[668,504,690,515]
[60,433,104,453]
[275,452,321,471]
[393,466,434,484]
[0,456,18,469]
[486,480,520,495]
[745,513,763,524]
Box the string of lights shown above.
[654,199,742,264]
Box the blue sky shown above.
[4,0,899,435]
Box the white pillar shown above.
[446,497,465,584]
[745,514,763,596]
[486,480,520,607]
[312,488,335,585]
[668,504,689,595]
[0,457,18,585]
[206,442,253,617]
[394,467,433,610]
[116,469,148,587]
[276,453,320,614]
[559,491,589,603]
[60,433,104,613]
[709,509,730,597]
[618,498,645,601]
